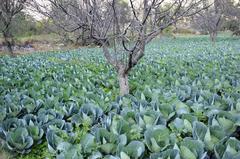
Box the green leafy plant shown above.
[0,36,240,158]
[6,127,33,154]
[144,125,170,152]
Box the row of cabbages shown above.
[1,95,240,159]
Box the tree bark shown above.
[81,28,86,46]
[3,32,15,57]
[6,40,14,56]
[118,72,129,96]
[210,31,217,44]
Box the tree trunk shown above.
[3,33,15,57]
[81,28,86,46]
[118,73,129,96]
[210,31,217,44]
[6,39,14,56]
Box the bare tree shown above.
[33,0,207,95]
[223,0,240,36]
[0,0,27,56]
[30,0,131,46]
[192,0,228,43]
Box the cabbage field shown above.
[1,36,240,159]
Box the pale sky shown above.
[25,0,50,20]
